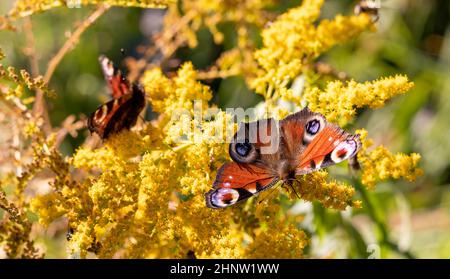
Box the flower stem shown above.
[44,4,110,84]
[352,178,416,259]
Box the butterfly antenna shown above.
[286,179,301,199]
[119,48,133,83]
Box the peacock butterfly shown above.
[205,107,361,208]
[354,0,379,22]
[87,55,146,139]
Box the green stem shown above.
[352,178,416,259]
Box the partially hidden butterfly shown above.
[354,0,379,22]
[205,107,361,208]
[87,55,146,139]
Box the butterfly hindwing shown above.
[87,84,145,139]
[205,162,279,208]
[229,118,282,171]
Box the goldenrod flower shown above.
[30,193,66,226]
[245,223,308,258]
[8,0,172,18]
[356,129,423,188]
[294,170,361,210]
[142,62,212,115]
[304,75,414,124]
[251,0,374,98]
[1,1,424,259]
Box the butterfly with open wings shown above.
[205,107,361,208]
[87,55,146,140]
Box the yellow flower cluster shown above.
[27,63,312,258]
[245,223,308,258]
[356,129,423,188]
[143,62,212,115]
[0,59,66,257]
[8,0,172,18]
[0,67,53,98]
[0,189,42,258]
[304,75,414,124]
[251,0,374,97]
[293,170,361,210]
[182,0,273,44]
[1,1,425,259]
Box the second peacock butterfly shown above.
[87,55,145,140]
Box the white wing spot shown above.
[102,60,114,77]
[211,188,239,207]
[316,160,323,168]
[247,186,257,194]
[95,105,108,123]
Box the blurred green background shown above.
[0,0,449,258]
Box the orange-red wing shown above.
[108,73,130,99]
[205,162,279,208]
[280,113,306,159]
[296,125,361,175]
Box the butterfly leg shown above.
[281,178,301,200]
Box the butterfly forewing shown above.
[294,124,361,175]
[99,55,131,99]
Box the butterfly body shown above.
[205,107,361,209]
[87,55,146,139]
